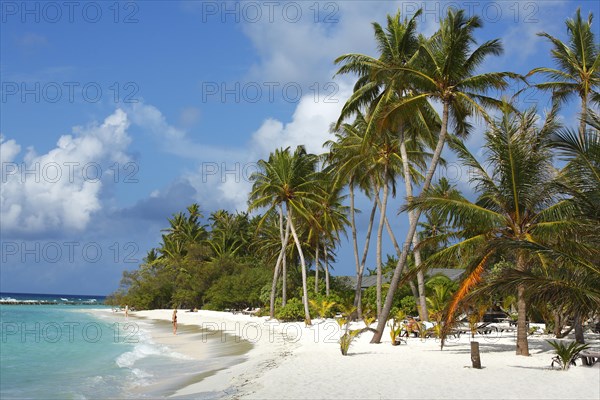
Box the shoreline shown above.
[132,309,300,399]
[122,310,599,399]
[88,308,255,399]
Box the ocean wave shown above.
[116,342,192,368]
[115,327,191,369]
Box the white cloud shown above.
[127,102,248,162]
[178,106,201,128]
[250,82,352,155]
[1,110,131,235]
[0,136,21,163]
[242,1,407,85]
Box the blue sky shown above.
[1,0,597,295]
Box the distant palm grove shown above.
[109,8,599,355]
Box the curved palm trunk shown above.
[372,101,450,343]
[376,174,390,318]
[516,252,530,356]
[271,214,291,318]
[399,138,429,321]
[353,197,379,319]
[324,245,330,297]
[279,204,288,307]
[288,207,311,325]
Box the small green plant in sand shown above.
[339,329,362,356]
[388,310,406,345]
[547,340,590,370]
[337,303,376,356]
[529,326,540,335]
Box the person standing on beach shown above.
[125,305,129,318]
[172,309,177,335]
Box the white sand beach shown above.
[129,310,600,399]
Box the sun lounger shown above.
[457,322,496,336]
[578,350,600,366]
[241,307,260,316]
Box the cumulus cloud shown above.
[250,83,352,155]
[242,1,406,85]
[1,110,131,236]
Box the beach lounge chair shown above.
[578,350,600,366]
[248,308,261,316]
[241,307,260,316]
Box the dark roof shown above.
[338,268,464,289]
[428,268,464,281]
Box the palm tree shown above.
[208,210,250,260]
[554,112,600,223]
[325,114,381,318]
[313,169,350,296]
[405,103,596,355]
[527,8,600,137]
[249,146,320,324]
[335,9,439,320]
[369,9,516,343]
[159,203,206,259]
[547,112,600,342]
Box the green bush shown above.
[400,296,418,315]
[276,298,305,321]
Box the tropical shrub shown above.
[276,298,305,321]
[309,297,337,319]
[399,296,418,315]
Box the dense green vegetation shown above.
[109,7,599,356]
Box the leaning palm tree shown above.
[370,9,517,343]
[249,146,320,324]
[527,8,600,137]
[405,103,597,355]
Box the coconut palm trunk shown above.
[279,204,288,307]
[399,137,429,321]
[376,168,390,318]
[314,241,320,293]
[515,253,530,356]
[349,183,362,309]
[516,284,529,355]
[372,101,450,343]
[377,193,420,301]
[574,314,585,344]
[580,96,588,138]
[271,214,291,318]
[287,207,312,324]
[353,198,379,319]
[282,253,287,306]
[324,245,330,296]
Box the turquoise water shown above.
[0,294,250,399]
